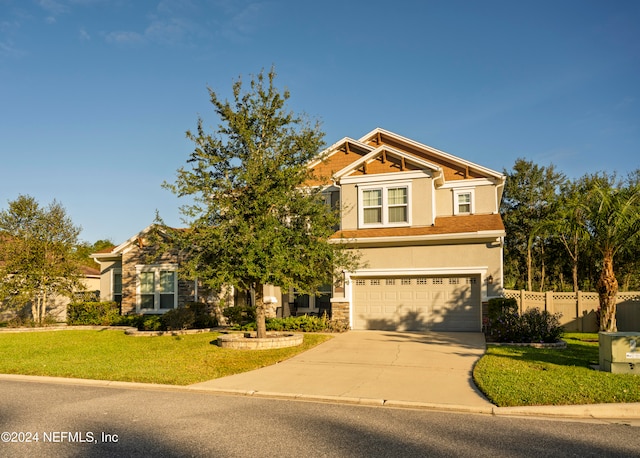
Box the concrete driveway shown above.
[190,330,494,411]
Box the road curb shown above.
[493,403,640,420]
[2,374,639,420]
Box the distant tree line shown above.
[502,159,640,293]
[0,195,112,324]
[501,159,640,331]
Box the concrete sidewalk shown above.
[190,331,495,412]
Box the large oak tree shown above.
[163,69,358,337]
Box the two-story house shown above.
[91,128,505,332]
[305,128,505,331]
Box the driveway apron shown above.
[190,331,494,409]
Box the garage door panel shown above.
[353,275,481,332]
[384,292,397,300]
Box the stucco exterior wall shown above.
[340,182,358,230]
[98,259,120,302]
[353,240,503,297]
[339,176,435,230]
[435,183,498,216]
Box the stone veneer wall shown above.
[330,301,350,327]
[120,241,205,315]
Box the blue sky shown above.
[1,0,639,244]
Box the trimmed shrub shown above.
[519,308,564,343]
[67,301,120,326]
[223,306,256,327]
[113,314,162,331]
[161,307,196,330]
[239,313,349,333]
[140,315,163,331]
[113,302,217,331]
[186,302,218,329]
[487,297,518,321]
[487,300,563,343]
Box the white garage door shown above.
[352,275,481,331]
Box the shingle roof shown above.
[331,213,504,240]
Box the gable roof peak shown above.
[358,127,505,181]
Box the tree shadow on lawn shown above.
[488,340,599,369]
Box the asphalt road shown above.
[0,380,638,457]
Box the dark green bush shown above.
[161,307,196,330]
[239,313,349,333]
[487,297,518,321]
[223,306,256,327]
[114,302,217,331]
[67,301,120,326]
[141,315,163,331]
[519,308,564,343]
[487,301,563,343]
[186,302,218,329]
[113,314,162,331]
[112,314,141,328]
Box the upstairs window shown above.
[363,189,383,224]
[359,183,410,227]
[453,189,474,215]
[388,187,408,223]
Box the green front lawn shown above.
[473,333,640,406]
[0,330,331,385]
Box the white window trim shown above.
[358,181,412,228]
[135,264,178,313]
[453,188,475,215]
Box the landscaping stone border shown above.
[487,341,567,349]
[124,328,218,337]
[216,332,303,350]
[0,325,136,333]
[0,325,221,337]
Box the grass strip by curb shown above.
[473,333,640,406]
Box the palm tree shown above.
[583,183,640,331]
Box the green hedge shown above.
[222,306,256,327]
[486,298,563,343]
[236,313,349,333]
[114,302,218,331]
[69,301,218,331]
[67,301,120,326]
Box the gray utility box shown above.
[599,332,640,374]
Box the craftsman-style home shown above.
[92,128,505,332]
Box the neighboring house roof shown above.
[90,224,184,262]
[80,265,101,277]
[91,224,159,261]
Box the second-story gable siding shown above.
[339,174,435,231]
[435,182,499,217]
